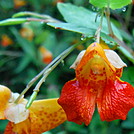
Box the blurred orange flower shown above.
[20,27,34,41]
[0,85,66,134]
[14,0,27,9]
[39,46,53,64]
[1,34,13,47]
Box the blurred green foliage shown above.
[0,0,134,134]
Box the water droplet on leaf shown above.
[92,6,99,12]
[92,6,96,11]
[81,35,86,41]
[122,7,126,12]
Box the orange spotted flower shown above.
[0,85,66,134]
[58,42,134,125]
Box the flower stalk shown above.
[95,8,104,43]
[12,11,61,23]
[105,5,114,36]
[15,39,89,105]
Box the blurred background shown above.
[0,0,134,134]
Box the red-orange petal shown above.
[97,77,134,121]
[4,122,15,134]
[58,79,97,125]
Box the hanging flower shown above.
[20,27,34,41]
[1,34,13,47]
[58,42,134,125]
[14,0,27,9]
[0,85,66,134]
[39,46,53,64]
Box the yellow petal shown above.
[0,85,11,119]
[11,98,67,134]
[29,98,67,134]
[76,43,116,88]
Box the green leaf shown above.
[48,22,96,36]
[0,120,8,131]
[121,109,134,129]
[128,67,134,82]
[0,18,27,26]
[90,0,132,9]
[51,3,134,63]
[15,55,31,73]
[9,27,38,65]
[48,22,116,44]
[57,3,122,39]
[117,46,134,63]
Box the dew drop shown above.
[81,35,87,41]
[92,6,96,11]
[122,7,126,12]
[92,6,99,12]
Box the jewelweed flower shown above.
[14,0,27,9]
[20,27,34,41]
[0,85,66,134]
[1,34,13,47]
[58,42,134,125]
[39,46,53,64]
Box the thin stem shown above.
[104,5,134,56]
[27,17,60,23]
[26,69,51,108]
[26,46,74,108]
[95,8,104,43]
[105,6,114,36]
[125,4,133,27]
[14,39,88,104]
[13,11,61,23]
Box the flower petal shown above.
[4,119,31,134]
[29,98,66,134]
[6,98,66,134]
[70,50,86,69]
[97,77,134,121]
[58,79,96,125]
[4,103,29,124]
[76,43,116,87]
[0,85,11,119]
[104,49,127,69]
[4,122,15,134]
[116,68,123,78]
